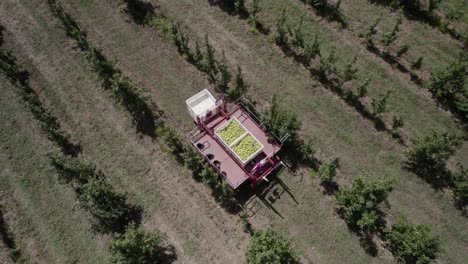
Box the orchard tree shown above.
[201,165,217,188]
[110,222,166,264]
[392,115,404,130]
[363,13,382,45]
[357,77,371,97]
[193,39,204,66]
[80,177,138,233]
[229,65,248,100]
[429,52,467,117]
[453,165,468,209]
[216,181,236,209]
[336,177,394,233]
[248,0,262,32]
[342,55,358,82]
[302,34,320,66]
[396,43,409,58]
[183,146,204,176]
[275,8,288,45]
[372,91,391,114]
[382,16,402,51]
[385,221,440,264]
[406,131,462,186]
[246,228,299,264]
[289,16,305,48]
[234,0,246,15]
[317,158,340,184]
[262,94,301,142]
[203,34,218,79]
[49,153,96,185]
[217,51,232,93]
[319,47,338,78]
[411,57,423,70]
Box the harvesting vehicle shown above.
[186,89,284,189]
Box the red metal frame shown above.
[192,98,282,189]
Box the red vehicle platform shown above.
[187,89,283,189]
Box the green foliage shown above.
[183,146,204,175]
[217,51,232,93]
[201,165,218,188]
[246,228,299,264]
[317,158,340,183]
[429,52,467,118]
[392,115,404,129]
[262,94,301,142]
[171,22,191,60]
[342,55,358,82]
[49,153,97,185]
[372,91,391,114]
[428,0,442,12]
[411,57,424,70]
[0,43,78,154]
[289,16,305,48]
[302,34,320,66]
[357,77,371,97]
[161,126,185,160]
[304,0,347,28]
[275,8,288,45]
[239,211,253,234]
[204,34,218,79]
[234,0,246,15]
[363,12,383,45]
[382,16,402,48]
[109,74,154,131]
[194,39,204,65]
[319,47,338,77]
[453,166,468,208]
[121,0,156,25]
[406,131,462,186]
[80,177,138,233]
[396,43,409,57]
[229,65,248,100]
[336,177,394,233]
[385,221,440,264]
[216,181,236,208]
[110,222,165,264]
[48,0,156,135]
[86,45,119,85]
[248,0,262,32]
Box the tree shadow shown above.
[123,0,157,25]
[0,24,5,45]
[299,0,347,28]
[159,244,178,264]
[321,180,340,196]
[335,207,388,257]
[365,44,423,86]
[368,0,462,40]
[0,207,16,250]
[404,162,453,190]
[236,168,297,219]
[208,0,249,19]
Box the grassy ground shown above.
[174,0,464,141]
[55,0,467,263]
[0,76,110,263]
[1,0,466,263]
[1,1,250,262]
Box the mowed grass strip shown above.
[0,76,110,263]
[58,0,468,263]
